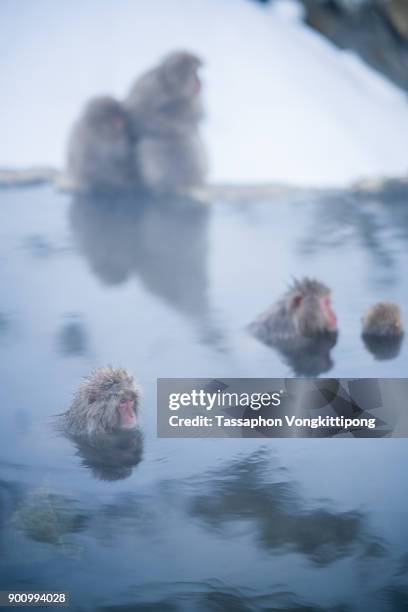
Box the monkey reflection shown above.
[250,278,338,375]
[69,192,211,325]
[125,50,208,194]
[277,333,337,376]
[57,316,88,357]
[67,429,143,482]
[188,451,375,566]
[362,334,403,361]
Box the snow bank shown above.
[0,0,407,186]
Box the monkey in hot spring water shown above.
[124,50,208,194]
[60,367,140,436]
[361,301,404,360]
[250,278,338,375]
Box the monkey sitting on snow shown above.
[66,97,134,194]
[125,50,208,195]
[66,50,207,195]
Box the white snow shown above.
[0,0,407,187]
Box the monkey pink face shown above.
[320,295,337,332]
[118,398,137,429]
[292,290,337,336]
[177,69,201,99]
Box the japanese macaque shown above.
[250,278,338,375]
[124,50,208,194]
[250,278,338,346]
[362,302,403,337]
[362,302,404,360]
[61,367,140,436]
[66,97,134,193]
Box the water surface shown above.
[0,185,407,611]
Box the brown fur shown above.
[125,50,208,194]
[362,301,404,337]
[67,97,134,193]
[61,367,140,436]
[250,277,337,346]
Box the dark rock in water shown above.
[11,487,88,546]
[387,0,408,40]
[299,0,408,92]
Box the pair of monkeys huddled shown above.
[66,50,207,196]
[61,279,404,438]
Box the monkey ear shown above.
[291,293,303,310]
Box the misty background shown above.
[0,0,408,186]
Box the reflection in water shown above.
[0,313,10,336]
[0,480,22,530]
[2,184,408,608]
[95,585,349,612]
[66,429,143,481]
[187,451,383,566]
[380,587,408,612]
[69,192,212,327]
[259,333,338,377]
[0,312,12,342]
[362,334,404,361]
[56,315,88,357]
[300,185,408,286]
[3,450,406,610]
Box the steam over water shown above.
[1,185,408,611]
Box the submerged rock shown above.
[11,486,88,557]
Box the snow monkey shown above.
[362,302,403,338]
[362,301,404,360]
[61,367,140,436]
[66,97,134,193]
[125,50,208,194]
[250,278,338,347]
